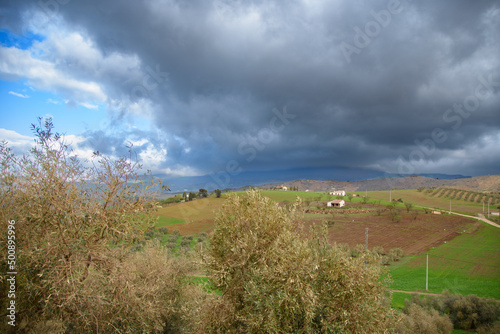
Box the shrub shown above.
[158,227,169,235]
[396,303,453,334]
[372,246,385,256]
[477,321,500,334]
[442,293,500,330]
[336,243,350,252]
[197,232,208,241]
[404,202,413,213]
[350,244,366,258]
[166,240,177,250]
[0,119,208,332]
[392,213,402,222]
[201,191,397,333]
[144,229,155,239]
[167,233,178,242]
[70,245,205,332]
[402,292,500,332]
[389,248,404,262]
[180,237,192,247]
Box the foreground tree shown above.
[0,119,204,333]
[201,191,398,333]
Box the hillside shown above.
[258,175,500,192]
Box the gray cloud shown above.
[2,0,500,177]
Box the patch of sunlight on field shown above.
[156,197,225,223]
[156,216,185,227]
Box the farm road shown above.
[391,290,500,303]
[417,206,500,229]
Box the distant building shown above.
[330,190,346,196]
[327,200,345,207]
[432,211,442,215]
[492,212,499,216]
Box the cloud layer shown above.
[1,0,499,177]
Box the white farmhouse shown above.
[329,190,346,196]
[327,200,345,207]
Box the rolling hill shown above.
[257,175,500,193]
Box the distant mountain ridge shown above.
[257,175,500,193]
[161,166,473,193]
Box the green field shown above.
[156,216,186,227]
[156,189,500,302]
[388,223,500,299]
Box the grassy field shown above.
[156,189,499,301]
[156,216,186,227]
[388,223,500,299]
[156,196,226,223]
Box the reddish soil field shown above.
[167,204,481,256]
[307,212,480,255]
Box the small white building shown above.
[330,190,346,196]
[327,200,345,207]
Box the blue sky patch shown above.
[0,29,45,50]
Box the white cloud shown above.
[8,91,29,98]
[0,46,107,103]
[47,98,61,104]
[128,138,149,147]
[162,166,203,177]
[79,102,99,110]
[0,129,34,153]
[139,144,167,168]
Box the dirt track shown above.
[391,290,500,303]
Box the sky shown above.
[0,0,499,179]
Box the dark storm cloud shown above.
[2,0,500,176]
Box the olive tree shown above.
[0,119,203,332]
[200,191,398,333]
